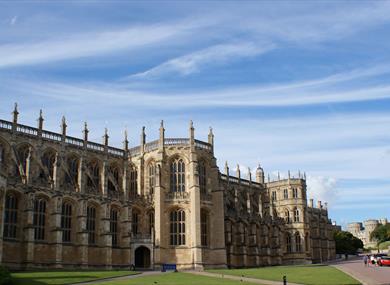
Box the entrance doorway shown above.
[134,246,151,269]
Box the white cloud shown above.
[130,42,275,78]
[306,176,338,204]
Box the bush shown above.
[0,266,13,285]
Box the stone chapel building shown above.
[0,104,336,270]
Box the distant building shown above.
[0,104,336,270]
[347,218,388,248]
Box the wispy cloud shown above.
[130,42,275,78]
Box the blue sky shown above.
[1,1,389,228]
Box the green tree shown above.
[370,224,390,251]
[334,231,363,254]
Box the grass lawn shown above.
[103,272,258,285]
[11,270,138,285]
[209,265,361,285]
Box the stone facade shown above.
[347,218,388,248]
[0,105,336,270]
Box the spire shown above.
[37,109,44,130]
[236,164,241,179]
[268,174,271,182]
[61,116,67,137]
[304,172,307,180]
[288,170,291,180]
[141,126,146,146]
[298,170,301,178]
[103,128,109,146]
[208,126,214,151]
[277,171,280,181]
[256,163,264,183]
[224,161,229,175]
[123,128,129,151]
[12,102,19,125]
[83,122,89,142]
[248,167,252,181]
[159,120,165,151]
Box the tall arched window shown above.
[201,210,209,246]
[4,194,18,239]
[86,161,100,193]
[61,202,72,242]
[110,208,119,247]
[198,161,207,194]
[66,156,79,186]
[170,158,185,192]
[33,199,46,241]
[41,151,56,179]
[170,209,185,245]
[286,233,292,253]
[129,166,137,198]
[293,208,300,223]
[87,206,96,245]
[108,165,120,195]
[295,232,302,252]
[16,145,30,176]
[132,209,139,235]
[285,209,290,223]
[148,211,154,235]
[293,188,298,198]
[148,163,156,195]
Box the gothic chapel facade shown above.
[0,105,336,270]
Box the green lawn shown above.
[11,270,138,285]
[209,265,361,285]
[103,272,257,285]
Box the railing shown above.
[0,120,12,130]
[195,139,212,151]
[166,191,189,200]
[108,146,124,157]
[16,123,38,136]
[87,141,105,152]
[164,138,189,146]
[42,130,62,141]
[220,173,262,187]
[65,136,84,148]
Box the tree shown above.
[334,230,363,254]
[370,224,390,251]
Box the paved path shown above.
[331,257,390,285]
[187,270,303,285]
[70,271,166,285]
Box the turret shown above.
[256,164,264,183]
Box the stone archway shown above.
[134,246,151,269]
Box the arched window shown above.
[292,188,298,198]
[286,233,292,253]
[66,156,79,187]
[108,165,120,195]
[293,208,300,223]
[170,209,185,245]
[285,209,290,223]
[61,202,72,242]
[271,191,277,201]
[201,210,209,246]
[198,161,207,194]
[41,151,56,180]
[132,209,139,235]
[4,194,18,239]
[129,166,137,198]
[170,158,185,192]
[86,161,100,193]
[110,208,119,247]
[33,199,46,241]
[283,189,288,199]
[295,232,302,252]
[148,211,154,235]
[87,206,96,245]
[16,145,30,176]
[148,163,156,195]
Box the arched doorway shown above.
[134,246,151,269]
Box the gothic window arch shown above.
[110,208,119,247]
[285,209,290,223]
[87,205,97,245]
[65,155,79,187]
[295,232,302,252]
[283,189,288,199]
[201,209,209,246]
[170,209,185,245]
[86,160,100,193]
[41,150,56,181]
[293,208,300,223]
[108,164,121,195]
[198,160,207,194]
[61,202,72,242]
[286,233,292,253]
[292,188,298,199]
[16,145,30,176]
[4,193,18,239]
[148,162,156,195]
[170,158,185,193]
[33,198,46,241]
[129,165,137,198]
